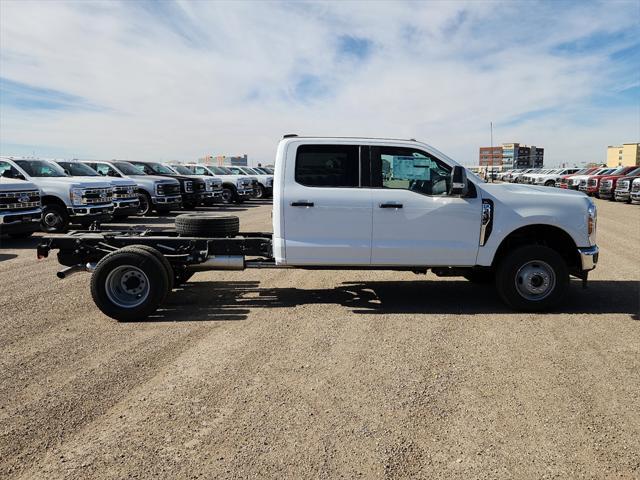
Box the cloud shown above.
[0,0,638,165]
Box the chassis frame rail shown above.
[38,229,273,267]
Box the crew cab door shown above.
[282,143,372,265]
[370,146,481,266]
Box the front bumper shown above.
[631,192,640,203]
[199,190,223,205]
[152,194,182,206]
[577,246,599,271]
[614,190,630,201]
[113,198,140,215]
[598,188,613,199]
[0,208,42,234]
[238,187,254,198]
[68,204,114,218]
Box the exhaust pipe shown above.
[187,255,245,271]
[57,262,97,279]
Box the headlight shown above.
[70,187,84,205]
[267,177,273,187]
[155,183,164,195]
[205,181,213,191]
[587,202,597,244]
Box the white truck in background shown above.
[183,164,254,204]
[1,157,114,232]
[39,136,598,321]
[0,174,42,239]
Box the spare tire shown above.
[175,213,239,237]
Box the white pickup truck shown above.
[39,136,598,321]
[0,176,42,238]
[1,157,114,232]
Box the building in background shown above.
[198,154,248,166]
[606,143,640,167]
[479,146,503,167]
[479,143,544,168]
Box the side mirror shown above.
[450,166,468,196]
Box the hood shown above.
[66,175,136,187]
[481,182,588,200]
[128,174,178,184]
[0,177,39,191]
[33,177,113,189]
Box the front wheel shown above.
[254,184,265,199]
[221,187,236,204]
[41,204,69,233]
[495,245,568,311]
[137,192,153,216]
[544,180,555,187]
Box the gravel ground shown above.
[0,197,638,479]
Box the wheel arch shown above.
[491,224,580,270]
[41,195,67,208]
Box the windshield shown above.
[171,165,193,175]
[228,167,243,174]
[114,161,146,175]
[14,160,67,177]
[57,161,99,176]
[144,162,176,175]
[212,166,233,174]
[611,166,629,175]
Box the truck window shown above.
[194,166,210,175]
[0,160,24,179]
[295,145,359,187]
[372,147,451,196]
[92,163,120,177]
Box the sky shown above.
[0,0,639,167]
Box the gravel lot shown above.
[1,198,638,479]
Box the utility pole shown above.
[489,121,494,182]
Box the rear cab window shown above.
[294,144,360,187]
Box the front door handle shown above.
[291,201,314,207]
[379,203,403,209]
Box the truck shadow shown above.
[149,279,640,322]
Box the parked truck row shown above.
[0,157,274,235]
[500,166,640,203]
[38,136,600,321]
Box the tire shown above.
[137,192,153,216]
[121,245,174,293]
[175,213,239,237]
[8,231,34,239]
[41,204,69,233]
[544,180,555,187]
[221,186,236,204]
[255,184,265,199]
[495,245,569,312]
[463,269,494,284]
[90,249,170,321]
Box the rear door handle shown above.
[379,203,403,209]
[291,201,314,207]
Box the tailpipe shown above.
[188,255,245,271]
[57,262,97,279]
